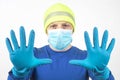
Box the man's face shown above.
[47,21,73,34]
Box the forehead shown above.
[49,21,71,25]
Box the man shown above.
[6,3,115,80]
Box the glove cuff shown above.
[93,67,110,80]
[12,67,30,78]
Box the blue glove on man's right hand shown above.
[6,26,52,77]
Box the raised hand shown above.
[69,27,115,72]
[6,26,52,71]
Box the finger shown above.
[38,59,52,65]
[20,26,26,49]
[28,30,35,50]
[101,30,108,49]
[93,27,99,48]
[84,31,92,51]
[10,30,19,50]
[6,38,13,54]
[31,58,52,68]
[107,38,115,54]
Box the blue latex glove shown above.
[69,27,115,79]
[6,26,52,77]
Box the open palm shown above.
[69,27,115,72]
[6,26,52,70]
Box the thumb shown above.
[31,58,52,68]
[69,60,90,69]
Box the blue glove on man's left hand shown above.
[69,27,115,79]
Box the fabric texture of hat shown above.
[44,3,75,33]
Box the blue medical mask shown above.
[48,29,72,50]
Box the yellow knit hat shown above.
[44,3,75,33]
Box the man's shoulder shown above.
[34,45,48,50]
[71,46,87,59]
[72,46,87,53]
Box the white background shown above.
[0,0,120,80]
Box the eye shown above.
[49,24,57,29]
[62,23,71,29]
